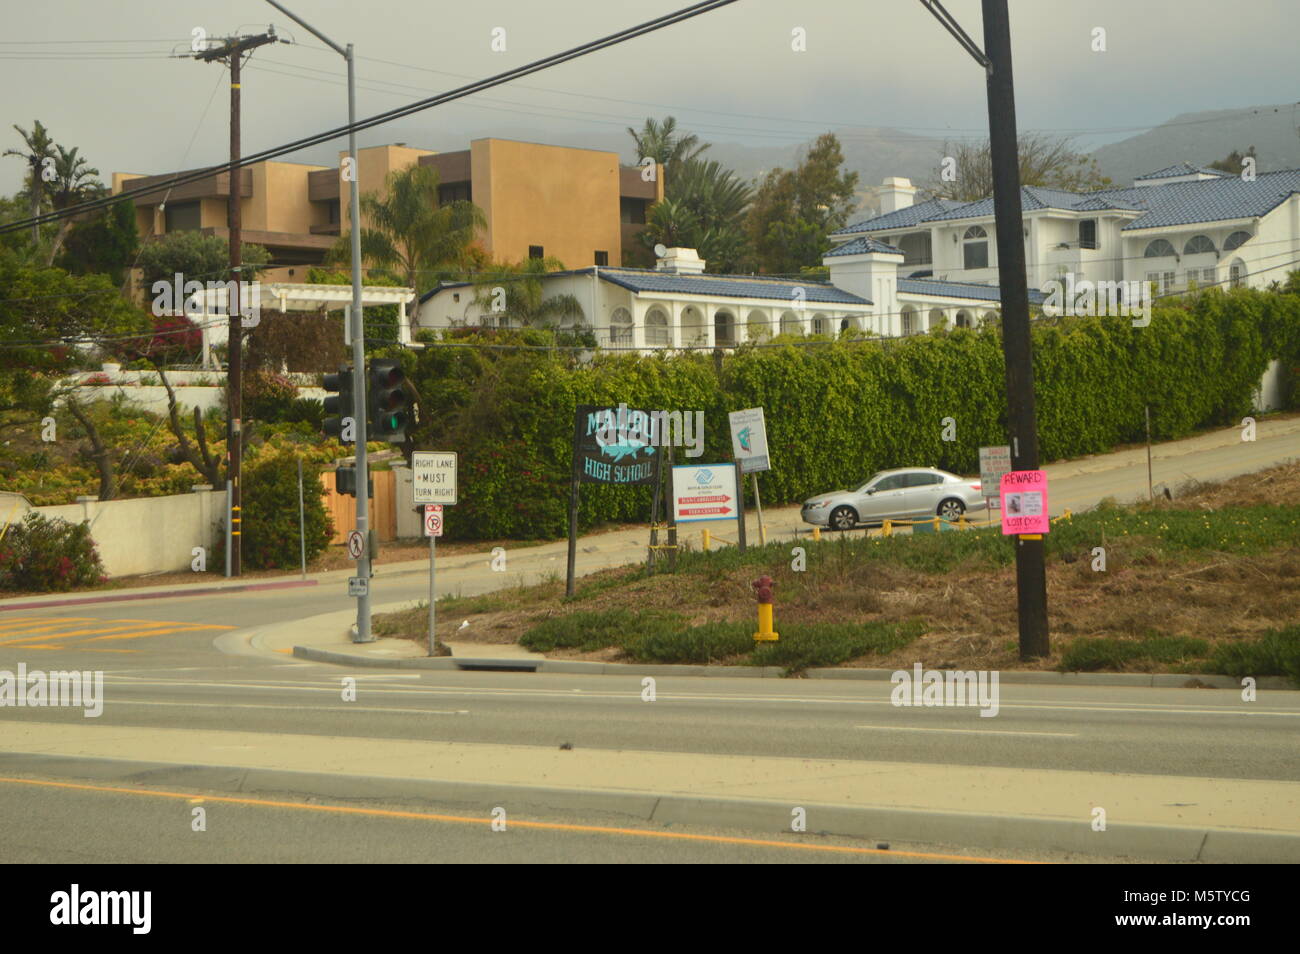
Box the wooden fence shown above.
[320,468,397,543]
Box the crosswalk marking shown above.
[0,617,234,651]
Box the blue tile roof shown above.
[830,168,1300,235]
[1134,163,1230,180]
[899,278,1047,305]
[836,197,965,234]
[824,236,904,258]
[596,268,871,305]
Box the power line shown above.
[0,0,742,237]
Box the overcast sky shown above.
[2,0,1297,193]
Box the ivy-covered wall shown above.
[406,288,1300,541]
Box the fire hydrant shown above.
[752,575,779,642]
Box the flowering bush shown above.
[0,512,106,592]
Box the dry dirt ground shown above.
[391,462,1300,674]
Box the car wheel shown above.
[938,498,965,521]
[829,506,858,531]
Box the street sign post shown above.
[412,451,458,505]
[729,408,769,544]
[423,504,443,656]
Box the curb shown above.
[0,578,317,612]
[1,750,1294,863]
[290,645,1295,689]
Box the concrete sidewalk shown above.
[3,721,1296,861]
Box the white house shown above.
[834,164,1300,309]
[417,245,1025,350]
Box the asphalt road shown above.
[1,420,1298,863]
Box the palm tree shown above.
[329,164,486,324]
[4,120,56,245]
[472,256,584,330]
[45,146,105,265]
[642,158,753,272]
[627,116,708,182]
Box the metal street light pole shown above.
[264,1,372,641]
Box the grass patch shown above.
[749,620,927,675]
[519,608,686,653]
[437,592,510,615]
[623,621,755,664]
[1209,625,1300,683]
[372,602,427,637]
[1058,631,1211,672]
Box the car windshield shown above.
[855,472,886,493]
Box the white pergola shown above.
[185,282,416,368]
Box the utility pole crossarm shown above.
[917,0,991,70]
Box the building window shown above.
[962,226,989,270]
[1161,271,1176,294]
[645,308,670,346]
[528,245,544,260]
[164,200,201,233]
[620,197,647,225]
[1229,261,1246,288]
[594,251,608,266]
[898,232,932,266]
[1183,234,1215,255]
[438,182,471,205]
[1224,231,1251,252]
[327,199,340,224]
[901,308,917,336]
[1144,239,1177,258]
[609,307,633,346]
[1079,219,1098,250]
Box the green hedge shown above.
[409,287,1300,541]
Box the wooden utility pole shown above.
[195,30,278,576]
[982,0,1049,657]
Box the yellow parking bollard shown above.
[702,528,710,551]
[812,526,821,542]
[883,520,893,538]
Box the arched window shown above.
[962,225,989,270]
[955,311,972,328]
[928,309,945,331]
[901,307,917,336]
[982,311,998,326]
[714,310,736,346]
[609,307,633,346]
[1224,231,1251,252]
[1143,239,1177,258]
[1183,235,1216,255]
[645,308,670,346]
[779,311,802,336]
[1228,259,1247,288]
[811,314,828,336]
[747,310,771,342]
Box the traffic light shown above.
[334,465,373,499]
[322,364,355,442]
[367,358,413,442]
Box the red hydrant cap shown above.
[752,575,774,603]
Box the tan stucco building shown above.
[113,138,663,289]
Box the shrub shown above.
[243,370,300,424]
[624,621,754,663]
[519,608,684,653]
[0,512,106,592]
[749,620,926,674]
[239,452,333,570]
[1209,626,1300,685]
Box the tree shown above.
[745,133,859,274]
[643,158,752,272]
[136,230,270,291]
[1208,146,1257,174]
[472,256,586,332]
[44,145,105,266]
[3,120,56,245]
[923,132,1111,201]
[627,116,708,182]
[57,199,138,286]
[329,164,485,323]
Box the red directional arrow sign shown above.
[678,495,731,504]
[679,506,733,516]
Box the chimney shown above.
[655,247,706,275]
[877,177,917,214]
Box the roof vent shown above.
[654,246,706,275]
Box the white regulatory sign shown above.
[412,451,458,505]
[728,407,770,474]
[423,504,444,538]
[671,464,739,523]
[347,576,368,597]
[345,529,365,560]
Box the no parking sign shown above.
[423,505,443,538]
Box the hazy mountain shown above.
[1090,103,1300,186]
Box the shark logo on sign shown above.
[737,427,752,452]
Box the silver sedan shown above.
[800,468,987,530]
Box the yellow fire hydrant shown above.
[752,575,779,642]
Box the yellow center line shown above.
[0,621,182,647]
[84,623,234,642]
[0,776,1039,864]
